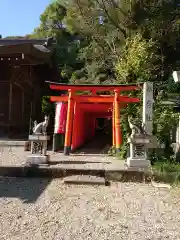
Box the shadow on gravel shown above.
[0,177,52,203]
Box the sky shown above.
[0,0,51,37]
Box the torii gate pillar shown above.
[64,90,74,155]
[114,90,122,152]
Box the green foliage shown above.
[108,146,116,156]
[33,1,67,38]
[42,96,55,116]
[153,161,180,184]
[32,1,82,111]
[116,34,160,82]
[32,1,82,83]
[108,143,128,159]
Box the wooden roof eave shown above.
[0,43,54,65]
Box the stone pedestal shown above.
[26,155,50,165]
[26,134,50,165]
[126,136,153,170]
[126,158,151,169]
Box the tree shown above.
[63,0,158,83]
[63,0,180,84]
[115,33,160,83]
[32,1,81,83]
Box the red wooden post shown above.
[112,102,116,147]
[64,90,74,155]
[114,90,122,152]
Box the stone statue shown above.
[33,116,49,135]
[128,116,147,137]
[27,115,50,165]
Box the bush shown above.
[153,161,180,184]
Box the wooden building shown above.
[0,39,57,138]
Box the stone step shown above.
[0,164,151,183]
[63,175,110,186]
[0,140,28,147]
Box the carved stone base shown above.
[26,155,50,165]
[126,157,150,169]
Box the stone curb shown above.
[0,165,152,183]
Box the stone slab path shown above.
[0,146,125,171]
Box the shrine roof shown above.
[0,38,56,65]
[0,38,56,46]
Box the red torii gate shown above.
[48,82,141,155]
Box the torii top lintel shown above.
[47,81,142,91]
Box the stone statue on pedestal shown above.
[26,116,50,165]
[126,82,157,170]
[126,116,152,170]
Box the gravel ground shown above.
[0,146,180,240]
[0,146,28,166]
[0,179,179,240]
